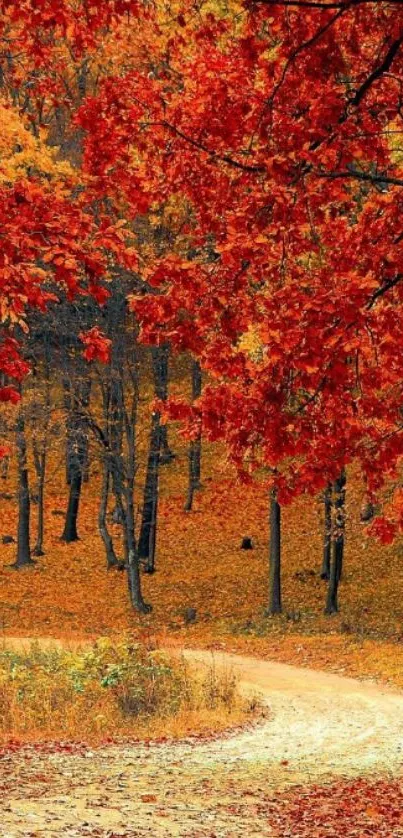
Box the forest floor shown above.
[3,396,403,833]
[2,645,403,836]
[2,449,403,691]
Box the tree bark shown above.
[32,440,46,557]
[268,491,282,614]
[124,411,151,612]
[184,359,202,512]
[152,344,174,464]
[14,411,34,568]
[325,471,346,614]
[61,468,82,542]
[336,473,346,585]
[98,462,120,568]
[0,455,9,480]
[61,379,91,543]
[137,410,161,573]
[320,483,332,580]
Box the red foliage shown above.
[76,2,403,523]
[80,326,111,364]
[4,1,403,528]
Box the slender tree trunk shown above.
[125,416,151,612]
[98,462,119,568]
[103,291,150,612]
[14,412,33,568]
[32,442,46,556]
[152,344,174,464]
[61,469,82,542]
[184,360,202,512]
[61,379,91,543]
[138,410,161,573]
[0,455,9,480]
[126,490,150,612]
[268,491,282,614]
[325,471,346,614]
[335,470,346,584]
[320,483,332,580]
[63,378,73,486]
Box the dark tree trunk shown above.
[0,455,9,480]
[325,536,342,615]
[32,440,46,557]
[126,494,150,613]
[152,344,174,464]
[138,410,161,573]
[325,471,346,614]
[360,501,375,522]
[268,491,282,614]
[124,414,151,613]
[102,287,150,612]
[14,412,33,568]
[320,483,332,580]
[64,378,91,485]
[184,360,202,512]
[61,469,82,542]
[63,377,74,486]
[98,462,120,568]
[61,379,91,543]
[335,470,346,584]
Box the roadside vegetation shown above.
[0,638,256,743]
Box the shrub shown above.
[0,639,251,741]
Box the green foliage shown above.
[0,639,242,738]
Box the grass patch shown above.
[0,638,255,743]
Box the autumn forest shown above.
[2,1,403,836]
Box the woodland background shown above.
[1,0,403,649]
[3,2,403,834]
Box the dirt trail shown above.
[1,641,403,836]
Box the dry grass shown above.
[0,637,254,743]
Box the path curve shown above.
[182,649,403,776]
[2,642,403,836]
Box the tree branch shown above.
[165,123,266,173]
[316,167,403,187]
[367,275,403,308]
[251,0,403,8]
[350,36,403,107]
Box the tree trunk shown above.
[14,412,33,568]
[125,421,151,613]
[320,483,332,580]
[152,344,174,464]
[61,379,91,543]
[138,410,161,573]
[184,360,202,512]
[268,491,282,614]
[63,377,72,486]
[32,443,46,557]
[98,462,120,568]
[325,471,346,614]
[0,455,9,480]
[61,469,82,542]
[335,470,346,584]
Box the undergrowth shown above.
[0,638,254,742]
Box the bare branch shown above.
[316,167,403,187]
[367,275,403,308]
[250,0,403,8]
[350,36,403,107]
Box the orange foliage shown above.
[1,429,403,690]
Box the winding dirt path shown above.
[1,645,403,836]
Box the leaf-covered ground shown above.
[2,435,403,834]
[1,428,403,689]
[2,649,403,836]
